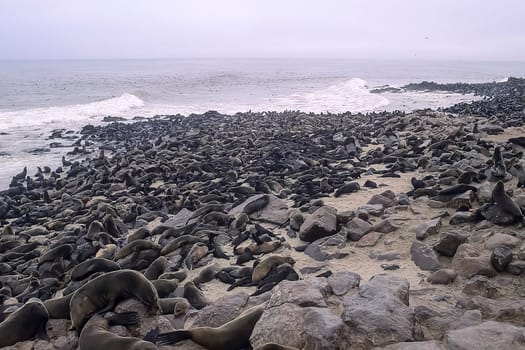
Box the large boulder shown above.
[299,206,338,242]
[250,304,348,350]
[451,244,497,278]
[229,194,289,225]
[416,218,441,240]
[267,279,329,308]
[444,321,525,350]
[327,271,361,296]
[186,292,249,327]
[433,230,468,257]
[345,217,373,241]
[373,340,446,349]
[342,274,414,348]
[410,241,441,271]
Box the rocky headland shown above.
[1,78,525,349]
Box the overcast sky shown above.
[0,0,524,61]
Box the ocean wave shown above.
[270,78,390,113]
[0,93,144,131]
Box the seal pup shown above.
[158,297,190,316]
[490,146,510,180]
[155,304,265,349]
[69,269,160,332]
[0,298,49,348]
[183,281,208,309]
[252,255,296,284]
[79,313,157,350]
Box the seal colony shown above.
[0,77,524,349]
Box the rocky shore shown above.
[1,78,525,349]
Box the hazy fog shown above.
[1,0,524,61]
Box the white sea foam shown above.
[270,78,390,113]
[0,93,144,131]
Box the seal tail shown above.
[155,330,191,345]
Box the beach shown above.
[0,76,524,349]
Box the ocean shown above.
[0,58,524,189]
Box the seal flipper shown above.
[144,327,160,343]
[155,329,191,345]
[35,322,49,341]
[107,311,140,326]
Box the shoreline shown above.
[0,78,525,349]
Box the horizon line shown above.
[1,56,525,64]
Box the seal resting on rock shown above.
[155,304,265,349]
[79,312,157,350]
[69,269,160,333]
[0,298,49,348]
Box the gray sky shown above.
[1,0,524,60]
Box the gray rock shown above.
[342,274,414,347]
[433,230,468,257]
[373,340,446,350]
[411,241,441,271]
[345,217,372,241]
[268,279,328,308]
[304,243,330,261]
[299,206,338,242]
[506,260,525,275]
[46,319,72,339]
[448,190,474,209]
[398,193,410,206]
[187,292,249,327]
[229,194,289,225]
[491,246,513,272]
[477,182,493,204]
[485,233,521,249]
[369,251,401,261]
[457,295,525,325]
[427,269,457,284]
[250,303,349,350]
[358,204,384,217]
[164,208,194,227]
[304,234,347,261]
[356,231,384,247]
[462,276,501,299]
[372,220,399,234]
[416,218,441,240]
[448,310,483,330]
[327,271,361,296]
[451,244,497,278]
[445,321,525,350]
[368,194,396,208]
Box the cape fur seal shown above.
[155,304,265,349]
[69,269,160,332]
[0,298,49,348]
[69,258,120,281]
[79,313,157,350]
[158,297,190,316]
[492,181,524,218]
[252,255,296,284]
[44,293,73,319]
